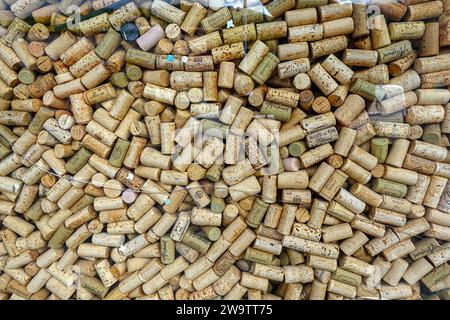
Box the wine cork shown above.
[317,167,348,201]
[28,73,56,99]
[80,63,111,90]
[378,91,417,116]
[125,48,156,70]
[308,64,338,95]
[309,35,348,59]
[256,21,288,41]
[282,236,339,259]
[136,25,165,52]
[288,24,323,43]
[342,49,378,68]
[3,17,31,46]
[151,0,186,25]
[322,17,354,38]
[369,14,391,49]
[405,0,443,22]
[94,28,122,61]
[378,40,413,64]
[262,0,294,20]
[334,94,366,127]
[277,58,310,81]
[285,7,317,27]
[251,53,280,85]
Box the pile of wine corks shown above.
[0,0,450,301]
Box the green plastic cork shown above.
[251,52,280,85]
[288,141,307,157]
[181,229,211,255]
[260,101,292,122]
[332,267,362,287]
[125,48,156,70]
[65,147,92,175]
[28,106,54,135]
[350,78,385,101]
[160,235,175,265]
[246,197,270,228]
[245,247,273,265]
[70,194,95,213]
[109,138,130,167]
[372,178,408,198]
[370,138,389,164]
[25,198,44,221]
[202,226,222,242]
[422,124,442,146]
[95,28,122,60]
[48,223,74,249]
[0,141,11,160]
[210,195,226,213]
[206,162,224,182]
[80,274,109,299]
[109,72,129,88]
[125,63,143,81]
[18,68,36,85]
